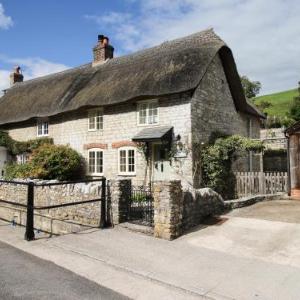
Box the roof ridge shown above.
[8,63,92,90]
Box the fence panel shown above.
[234,172,287,198]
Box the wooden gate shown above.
[235,172,287,197]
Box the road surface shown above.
[0,241,129,300]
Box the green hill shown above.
[254,88,298,117]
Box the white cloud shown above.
[0,56,68,93]
[0,3,13,29]
[86,0,300,94]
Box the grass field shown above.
[254,88,298,117]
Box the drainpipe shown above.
[285,132,291,196]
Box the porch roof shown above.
[132,126,173,142]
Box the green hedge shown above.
[5,144,83,181]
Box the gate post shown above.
[100,177,107,228]
[24,182,35,241]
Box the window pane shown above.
[43,122,49,135]
[148,103,158,124]
[38,123,42,135]
[119,150,126,172]
[139,104,147,124]
[96,151,103,173]
[128,150,135,172]
[89,115,95,130]
[96,113,103,130]
[89,151,95,173]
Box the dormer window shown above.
[137,100,158,125]
[37,119,49,136]
[88,109,103,131]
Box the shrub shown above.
[4,163,33,180]
[30,144,83,180]
[4,144,83,181]
[200,133,264,199]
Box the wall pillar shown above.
[153,180,183,240]
[109,179,131,225]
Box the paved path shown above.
[0,240,128,300]
[1,200,300,299]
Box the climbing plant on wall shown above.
[200,132,264,199]
[0,130,53,155]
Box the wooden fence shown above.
[234,172,288,197]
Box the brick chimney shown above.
[92,35,114,66]
[10,66,24,86]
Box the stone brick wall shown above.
[152,180,225,240]
[182,187,224,231]
[153,180,183,240]
[0,180,104,234]
[191,54,261,186]
[5,94,192,185]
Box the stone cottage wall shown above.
[191,54,261,187]
[4,93,193,185]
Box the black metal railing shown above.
[0,178,107,241]
[128,185,154,227]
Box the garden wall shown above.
[0,180,104,234]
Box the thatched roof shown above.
[0,29,264,125]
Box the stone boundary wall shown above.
[152,181,225,240]
[182,187,225,231]
[0,180,104,234]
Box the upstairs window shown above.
[88,149,103,175]
[118,147,136,175]
[137,100,158,125]
[37,119,49,136]
[88,109,103,131]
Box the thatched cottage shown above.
[0,29,264,187]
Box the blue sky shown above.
[0,0,299,95]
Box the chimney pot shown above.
[10,66,24,86]
[93,34,114,66]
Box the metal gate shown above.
[128,186,154,227]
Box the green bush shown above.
[4,144,83,181]
[200,133,264,199]
[4,163,33,180]
[30,144,83,180]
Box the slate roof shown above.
[132,126,173,142]
[0,29,264,125]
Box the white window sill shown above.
[118,173,136,177]
[37,134,49,137]
[137,123,159,127]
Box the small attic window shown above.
[37,119,49,136]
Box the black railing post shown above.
[24,182,35,241]
[100,177,106,228]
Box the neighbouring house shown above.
[260,127,287,172]
[285,120,300,198]
[0,29,264,187]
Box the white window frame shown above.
[88,108,103,131]
[137,99,159,126]
[16,153,29,165]
[37,119,49,137]
[88,148,104,176]
[118,147,136,176]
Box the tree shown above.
[289,82,300,121]
[240,75,262,99]
[256,100,272,112]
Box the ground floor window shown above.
[118,147,135,175]
[16,153,29,165]
[88,149,103,175]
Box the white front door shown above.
[152,143,172,181]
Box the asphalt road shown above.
[0,241,129,300]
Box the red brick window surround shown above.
[112,141,136,149]
[84,143,108,150]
